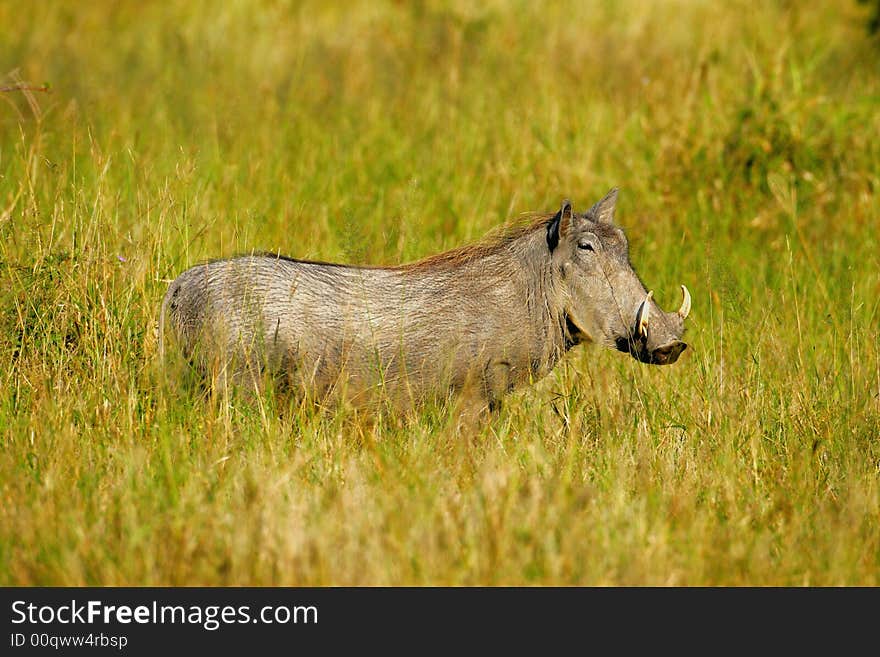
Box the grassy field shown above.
[1,0,878,586]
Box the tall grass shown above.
[0,0,878,585]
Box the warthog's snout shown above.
[638,340,687,365]
[617,285,691,365]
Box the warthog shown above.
[159,189,690,410]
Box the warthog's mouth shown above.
[616,336,687,365]
[614,285,691,366]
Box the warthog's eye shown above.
[577,240,594,252]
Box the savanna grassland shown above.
[1,0,878,586]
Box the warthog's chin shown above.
[615,337,687,365]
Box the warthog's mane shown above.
[398,213,554,271]
[247,213,556,271]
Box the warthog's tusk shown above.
[678,285,691,320]
[635,290,653,339]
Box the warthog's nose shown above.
[622,287,690,365]
[614,336,687,365]
[648,340,687,365]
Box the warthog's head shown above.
[548,189,691,365]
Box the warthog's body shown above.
[159,189,690,409]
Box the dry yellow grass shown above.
[0,0,878,585]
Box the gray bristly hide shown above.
[158,189,691,410]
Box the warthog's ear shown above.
[588,188,619,224]
[546,199,574,251]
